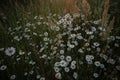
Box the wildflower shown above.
[110,36,115,41]
[92,27,96,32]
[67,47,71,51]
[64,67,70,72]
[84,43,89,47]
[54,67,60,72]
[37,22,41,25]
[90,35,94,39]
[93,73,99,78]
[34,16,38,19]
[44,32,48,36]
[114,43,119,47]
[40,77,45,80]
[86,31,93,35]
[73,72,78,79]
[66,56,72,62]
[69,44,75,48]
[77,35,83,40]
[74,41,78,46]
[116,36,120,39]
[10,75,16,80]
[99,54,108,61]
[5,47,16,56]
[19,50,25,55]
[93,20,100,25]
[60,50,64,54]
[74,27,80,31]
[87,60,93,64]
[36,75,41,79]
[85,55,94,61]
[54,62,60,67]
[13,36,20,41]
[98,27,103,31]
[56,27,60,31]
[70,64,76,70]
[94,61,101,67]
[70,34,76,38]
[29,70,34,74]
[78,49,84,53]
[55,72,62,79]
[60,55,65,60]
[107,59,115,64]
[33,32,37,36]
[24,72,28,76]
[0,48,4,51]
[26,23,31,27]
[43,37,48,41]
[60,60,67,67]
[87,48,91,51]
[0,65,7,71]
[71,61,76,65]
[93,42,100,47]
[39,48,44,53]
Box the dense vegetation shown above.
[0,0,120,80]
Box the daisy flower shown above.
[55,72,62,79]
[60,60,67,67]
[0,65,7,71]
[66,56,72,62]
[5,47,16,56]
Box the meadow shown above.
[0,0,120,80]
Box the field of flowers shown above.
[0,0,120,80]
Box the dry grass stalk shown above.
[102,0,115,38]
[101,0,109,27]
[80,0,90,16]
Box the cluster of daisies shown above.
[0,13,120,80]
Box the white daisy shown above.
[55,72,62,79]
[54,67,60,72]
[78,49,84,53]
[64,67,70,72]
[5,47,16,56]
[10,75,16,80]
[71,61,76,65]
[93,73,99,78]
[66,56,72,62]
[24,72,28,76]
[36,75,41,79]
[0,48,4,51]
[70,64,76,70]
[0,65,7,71]
[93,42,100,47]
[60,60,67,67]
[94,61,101,67]
[60,50,64,54]
[107,59,115,64]
[40,77,45,80]
[73,72,78,79]
[93,20,100,25]
[54,62,60,67]
[44,32,48,36]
